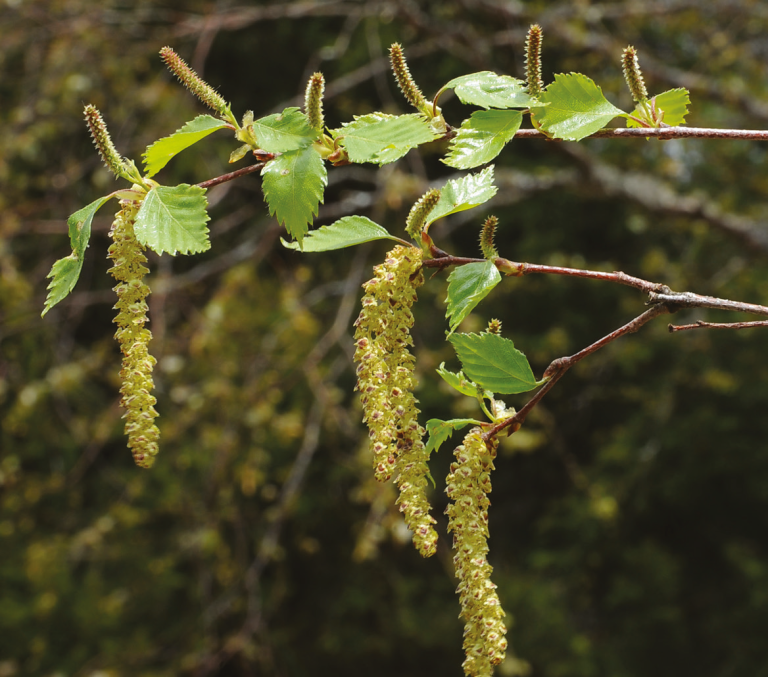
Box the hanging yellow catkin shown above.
[108,198,160,468]
[353,245,437,557]
[446,427,507,676]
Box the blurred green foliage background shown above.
[3,1,768,675]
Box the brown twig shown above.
[498,261,666,293]
[514,126,768,141]
[423,252,668,293]
[669,320,768,332]
[649,291,768,317]
[484,304,672,440]
[425,251,768,319]
[196,161,268,189]
[425,244,768,441]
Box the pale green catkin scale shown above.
[445,428,507,676]
[353,246,437,557]
[108,200,160,468]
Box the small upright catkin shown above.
[304,72,325,131]
[353,245,437,557]
[83,104,125,179]
[524,24,545,98]
[389,43,431,116]
[479,215,499,260]
[108,199,160,468]
[446,428,507,677]
[405,188,441,241]
[622,46,649,103]
[159,46,230,117]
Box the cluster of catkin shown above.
[108,200,160,468]
[84,103,160,468]
[353,245,438,558]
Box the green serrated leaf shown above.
[627,88,690,129]
[282,215,400,252]
[42,195,113,316]
[262,146,327,247]
[42,255,85,317]
[437,362,493,399]
[441,72,540,109]
[134,184,210,255]
[443,110,523,169]
[252,107,318,153]
[426,165,497,228]
[143,115,229,177]
[445,261,502,334]
[68,195,112,254]
[532,73,625,141]
[449,332,537,394]
[425,418,482,455]
[332,113,439,165]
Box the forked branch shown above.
[485,304,673,440]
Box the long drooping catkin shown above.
[446,428,507,676]
[108,200,160,468]
[353,245,437,557]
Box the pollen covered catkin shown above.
[353,245,437,557]
[446,428,507,677]
[108,199,160,468]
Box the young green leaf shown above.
[143,115,230,177]
[42,195,113,316]
[252,107,319,153]
[134,184,210,255]
[440,72,540,109]
[426,165,497,228]
[443,109,523,169]
[532,73,625,141]
[449,332,537,394]
[332,113,439,165]
[42,256,84,317]
[262,145,327,247]
[437,362,493,399]
[282,215,401,252]
[445,261,501,334]
[229,144,251,164]
[627,88,690,128]
[425,418,482,455]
